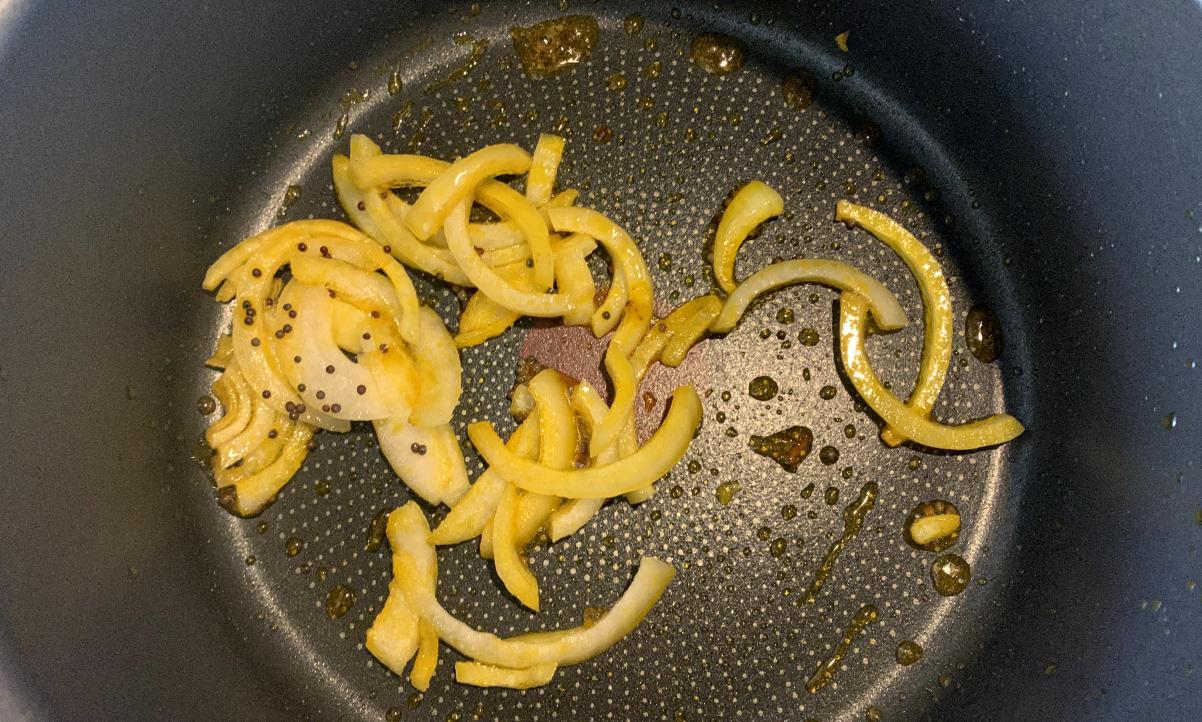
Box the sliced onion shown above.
[410,306,462,426]
[455,662,558,689]
[468,387,702,499]
[526,133,565,206]
[839,292,1023,450]
[712,180,784,294]
[374,418,470,506]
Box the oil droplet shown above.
[689,33,746,76]
[657,251,673,270]
[720,390,732,402]
[749,426,814,472]
[824,486,840,505]
[285,537,304,557]
[865,707,882,722]
[715,481,741,505]
[748,376,779,401]
[510,16,599,78]
[244,555,256,566]
[782,504,797,519]
[256,521,269,534]
[770,538,788,557]
[592,124,613,143]
[716,411,727,423]
[818,445,840,465]
[800,482,815,499]
[805,603,878,693]
[908,455,922,470]
[724,426,738,438]
[196,395,217,415]
[843,423,856,438]
[819,385,837,400]
[757,526,772,541]
[386,707,402,721]
[325,584,355,619]
[797,327,819,346]
[688,460,701,473]
[895,640,923,665]
[365,509,389,552]
[782,70,818,109]
[644,60,663,78]
[1162,413,1178,430]
[762,126,783,145]
[965,305,1003,363]
[623,14,644,34]
[387,69,403,95]
[776,307,795,324]
[654,111,669,128]
[407,691,424,708]
[605,72,628,91]
[841,466,854,479]
[669,485,684,499]
[803,482,878,603]
[931,554,971,596]
[315,478,330,496]
[937,673,952,688]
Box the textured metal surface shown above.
[1,1,1200,721]
[190,7,1022,721]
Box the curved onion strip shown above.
[547,207,652,356]
[374,419,470,505]
[710,259,908,334]
[589,346,635,457]
[591,265,627,337]
[835,200,954,446]
[220,421,314,517]
[404,144,531,240]
[712,181,784,294]
[660,294,721,367]
[493,484,541,610]
[526,133,565,206]
[468,387,702,499]
[329,300,398,352]
[213,431,286,489]
[216,390,279,468]
[630,321,672,382]
[203,219,368,292]
[549,381,619,541]
[349,147,554,289]
[455,662,558,689]
[429,414,540,545]
[409,621,440,692]
[410,306,462,426]
[205,362,253,448]
[453,262,537,347]
[554,235,598,327]
[288,244,416,343]
[334,154,471,285]
[275,282,392,421]
[367,504,438,676]
[444,200,575,317]
[839,292,1024,450]
[390,501,676,668]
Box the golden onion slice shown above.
[389,502,676,668]
[839,292,1023,450]
[547,207,652,356]
[214,387,279,469]
[409,621,440,692]
[710,259,908,333]
[661,294,721,367]
[493,484,542,610]
[205,362,253,449]
[409,306,462,426]
[206,333,234,369]
[429,414,540,545]
[455,662,558,689]
[548,381,620,541]
[444,201,575,317]
[453,261,537,348]
[835,200,954,446]
[553,234,598,327]
[526,133,566,206]
[468,386,701,499]
[374,419,470,506]
[404,144,531,240]
[202,219,368,293]
[712,180,784,294]
[589,346,636,457]
[367,504,438,677]
[219,421,314,517]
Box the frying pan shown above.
[0,1,1199,720]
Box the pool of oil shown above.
[185,3,1028,720]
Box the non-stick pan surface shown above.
[0,1,1199,721]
